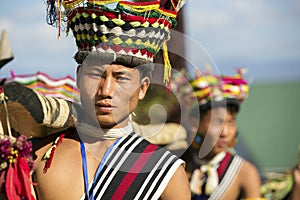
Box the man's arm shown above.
[1,82,74,137]
[160,165,191,200]
[289,162,300,200]
[240,161,262,198]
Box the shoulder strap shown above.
[81,132,183,200]
[209,154,243,200]
[217,151,234,182]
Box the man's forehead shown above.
[83,64,138,73]
[210,108,236,119]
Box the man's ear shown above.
[139,77,150,100]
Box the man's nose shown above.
[99,76,114,97]
[220,124,229,137]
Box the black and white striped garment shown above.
[208,154,243,200]
[80,132,185,200]
[3,82,72,128]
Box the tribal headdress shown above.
[172,68,249,111]
[190,69,249,106]
[46,0,185,83]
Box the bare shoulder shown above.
[160,164,191,200]
[32,134,84,200]
[238,159,262,198]
[240,160,260,178]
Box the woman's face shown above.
[77,63,149,129]
[191,107,238,158]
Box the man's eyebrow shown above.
[87,66,105,73]
[112,71,131,76]
[212,117,224,121]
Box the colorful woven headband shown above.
[46,0,185,83]
[172,68,249,107]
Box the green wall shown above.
[237,81,300,173]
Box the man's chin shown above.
[212,147,226,155]
[98,120,118,129]
[97,114,129,128]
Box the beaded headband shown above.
[46,0,185,83]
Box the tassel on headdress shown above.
[163,41,172,85]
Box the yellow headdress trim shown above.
[119,1,160,13]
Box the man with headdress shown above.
[180,69,262,199]
[10,0,190,199]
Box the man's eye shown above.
[89,73,100,77]
[116,76,129,81]
[228,121,236,127]
[212,119,223,126]
[85,72,104,78]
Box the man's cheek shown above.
[206,131,219,141]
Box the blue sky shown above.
[1,0,300,83]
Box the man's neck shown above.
[76,120,133,140]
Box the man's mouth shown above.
[95,101,116,113]
[216,140,228,148]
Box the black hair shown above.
[135,63,154,80]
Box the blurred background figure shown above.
[289,161,300,200]
[178,69,263,200]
